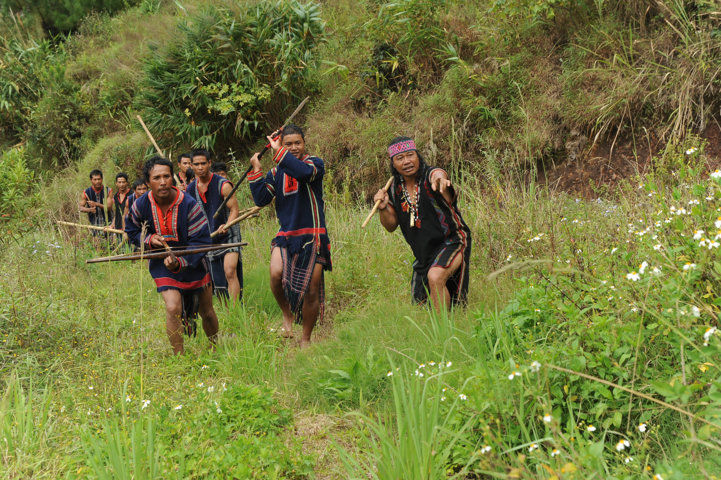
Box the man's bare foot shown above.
[280,327,293,338]
[299,338,311,349]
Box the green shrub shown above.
[136,0,324,154]
[0,147,36,218]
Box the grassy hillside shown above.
[2,0,721,479]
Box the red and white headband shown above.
[388,139,416,158]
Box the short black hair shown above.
[179,152,191,161]
[115,172,129,182]
[89,169,103,179]
[132,178,147,190]
[191,149,212,162]
[142,156,173,183]
[211,162,228,173]
[281,123,305,140]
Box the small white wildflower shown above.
[88,386,94,390]
[709,240,720,249]
[173,404,183,410]
[142,400,150,410]
[638,422,647,433]
[201,365,209,370]
[624,456,634,464]
[387,371,393,377]
[446,361,452,368]
[480,445,492,454]
[626,271,640,281]
[586,425,597,432]
[530,361,541,372]
[686,147,698,155]
[508,371,522,380]
[197,382,204,388]
[222,382,227,391]
[440,396,446,402]
[691,305,701,318]
[683,262,696,271]
[651,267,661,276]
[551,448,560,457]
[615,439,630,451]
[716,218,721,229]
[653,244,662,251]
[688,199,700,206]
[207,386,215,393]
[125,395,132,403]
[528,443,539,452]
[611,247,618,254]
[459,393,467,400]
[704,327,717,343]
[543,414,552,423]
[712,170,721,179]
[639,261,648,274]
[506,254,513,262]
[653,474,664,480]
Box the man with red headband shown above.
[373,136,472,310]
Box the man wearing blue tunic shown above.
[186,149,243,302]
[126,156,219,354]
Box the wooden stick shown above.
[361,177,394,228]
[136,115,164,156]
[213,96,310,219]
[86,242,247,264]
[57,220,124,235]
[210,207,262,238]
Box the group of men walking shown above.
[80,125,472,354]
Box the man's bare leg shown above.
[300,263,324,348]
[426,253,463,313]
[197,285,219,348]
[223,251,241,302]
[269,247,295,337]
[161,289,184,354]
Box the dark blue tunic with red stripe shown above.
[248,147,331,269]
[125,187,212,292]
[186,173,230,242]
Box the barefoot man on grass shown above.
[374,136,472,311]
[186,149,243,302]
[248,124,332,347]
[79,169,111,237]
[125,156,219,354]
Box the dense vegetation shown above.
[2,0,721,478]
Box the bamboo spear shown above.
[210,206,262,238]
[57,220,124,235]
[137,115,164,156]
[86,242,247,264]
[213,96,310,219]
[361,177,394,228]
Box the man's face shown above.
[281,134,305,159]
[148,165,173,200]
[135,183,148,196]
[116,177,128,192]
[192,155,210,179]
[91,175,103,189]
[392,150,420,178]
[179,157,192,175]
[215,170,228,179]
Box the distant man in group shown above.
[107,172,131,231]
[79,169,111,236]
[186,150,243,302]
[125,178,149,217]
[175,153,193,191]
[373,136,471,311]
[211,162,229,179]
[248,124,331,347]
[125,156,219,354]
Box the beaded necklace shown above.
[400,178,421,228]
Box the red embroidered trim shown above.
[276,227,327,237]
[154,273,211,289]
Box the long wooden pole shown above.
[210,207,262,238]
[58,220,124,235]
[136,115,164,156]
[86,242,247,264]
[361,176,394,228]
[213,96,310,219]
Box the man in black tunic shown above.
[373,136,472,310]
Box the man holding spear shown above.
[186,149,243,302]
[79,169,111,237]
[372,136,472,311]
[125,156,219,354]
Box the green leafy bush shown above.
[137,0,324,154]
[0,147,36,218]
